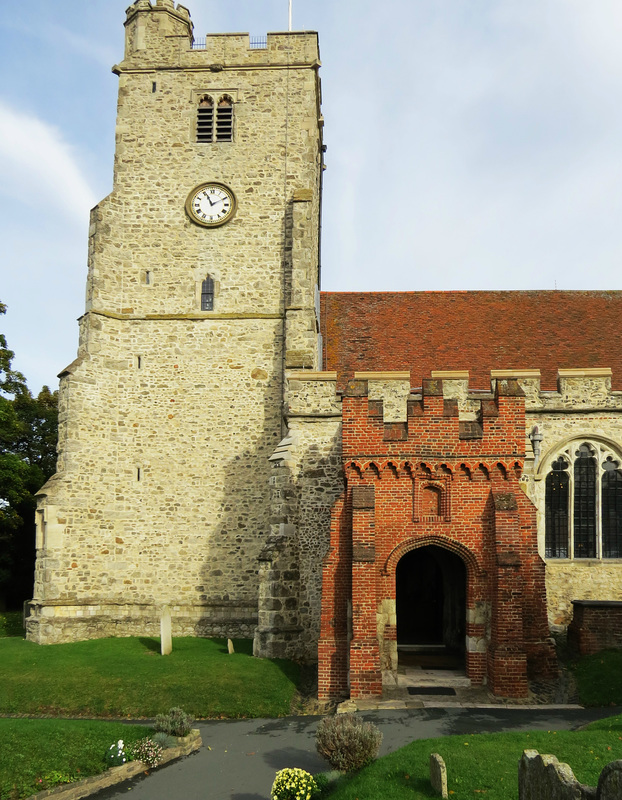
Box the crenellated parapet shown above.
[122,1,193,62]
[286,371,340,417]
[334,373,526,460]
[286,367,622,421]
[119,2,319,70]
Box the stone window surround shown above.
[194,269,220,311]
[540,436,622,561]
[192,89,238,144]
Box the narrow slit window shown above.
[201,275,214,310]
[145,270,151,285]
[136,467,141,482]
[216,96,233,142]
[197,95,214,142]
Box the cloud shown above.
[0,100,97,225]
[0,17,116,68]
[320,0,622,291]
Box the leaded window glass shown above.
[573,444,596,558]
[201,275,214,311]
[602,458,622,558]
[544,441,622,560]
[545,457,569,558]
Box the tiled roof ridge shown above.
[319,290,622,391]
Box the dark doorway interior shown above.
[396,545,466,669]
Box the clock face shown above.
[185,182,236,227]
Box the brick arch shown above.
[365,461,381,478]
[344,460,362,478]
[382,534,481,579]
[383,461,400,478]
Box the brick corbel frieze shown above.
[349,485,382,698]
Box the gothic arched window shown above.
[201,275,214,310]
[544,441,622,559]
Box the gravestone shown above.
[518,750,596,799]
[227,638,235,654]
[430,753,448,799]
[160,606,172,655]
[598,761,622,800]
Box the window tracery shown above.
[545,440,622,559]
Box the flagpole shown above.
[288,0,292,31]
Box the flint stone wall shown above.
[29,3,323,646]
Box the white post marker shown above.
[289,0,292,31]
[160,605,172,655]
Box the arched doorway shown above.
[396,545,466,669]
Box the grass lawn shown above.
[0,637,299,718]
[0,718,150,800]
[323,713,622,799]
[572,649,622,706]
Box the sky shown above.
[2,0,622,392]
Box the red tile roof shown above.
[320,291,622,390]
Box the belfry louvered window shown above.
[201,275,214,311]
[216,96,233,141]
[545,441,622,559]
[196,95,233,143]
[196,96,214,142]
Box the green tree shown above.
[0,302,58,609]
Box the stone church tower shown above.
[28,1,324,644]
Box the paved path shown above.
[93,706,619,800]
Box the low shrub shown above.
[271,767,319,800]
[32,771,75,791]
[127,737,163,768]
[316,713,382,772]
[153,706,193,737]
[151,731,176,749]
[313,773,330,794]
